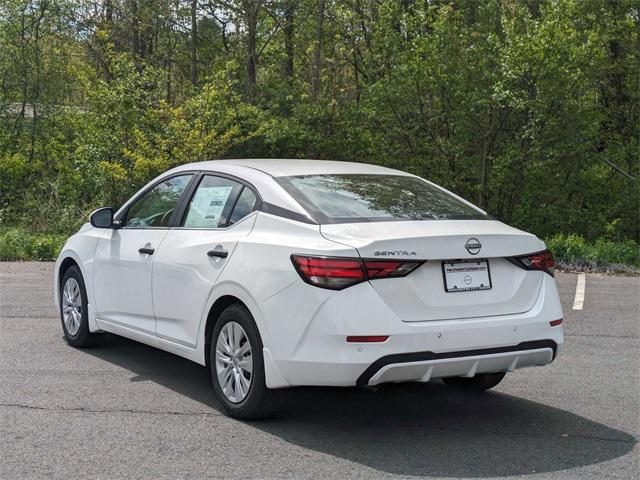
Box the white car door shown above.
[93,174,194,335]
[152,174,259,347]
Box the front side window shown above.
[276,174,488,224]
[182,175,244,228]
[124,174,193,228]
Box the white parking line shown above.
[572,273,586,310]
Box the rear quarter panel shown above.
[198,212,358,356]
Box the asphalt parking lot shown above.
[0,262,638,480]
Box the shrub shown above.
[1,227,638,267]
[0,228,66,261]
[546,234,639,268]
[0,229,28,261]
[29,235,67,261]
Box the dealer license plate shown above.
[442,259,492,292]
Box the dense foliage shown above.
[546,233,639,269]
[0,0,638,244]
[0,228,66,260]
[2,226,637,269]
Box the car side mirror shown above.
[90,207,115,228]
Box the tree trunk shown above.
[190,0,197,86]
[479,149,488,208]
[131,0,140,57]
[283,1,295,80]
[105,0,113,23]
[244,0,260,97]
[312,0,325,100]
[478,108,496,209]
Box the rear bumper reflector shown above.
[356,339,558,387]
[549,319,563,327]
[347,336,389,343]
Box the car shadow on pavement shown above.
[87,334,636,478]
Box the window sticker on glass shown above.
[184,185,234,228]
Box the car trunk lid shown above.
[321,220,545,322]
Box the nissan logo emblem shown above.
[465,237,482,255]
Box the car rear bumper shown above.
[261,272,564,388]
[267,335,560,388]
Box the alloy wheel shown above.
[215,321,253,403]
[62,277,82,336]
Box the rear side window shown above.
[276,174,487,224]
[229,187,258,225]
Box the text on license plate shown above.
[442,259,492,292]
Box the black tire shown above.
[442,372,506,392]
[59,265,97,347]
[209,303,281,420]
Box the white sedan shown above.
[54,159,564,419]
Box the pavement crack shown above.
[565,333,639,339]
[0,402,222,418]
[321,421,637,445]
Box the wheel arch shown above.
[203,295,249,369]
[54,240,99,332]
[201,292,288,389]
[58,257,79,287]
[54,249,86,309]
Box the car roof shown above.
[175,158,410,178]
[120,159,419,225]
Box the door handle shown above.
[138,247,155,255]
[207,249,228,258]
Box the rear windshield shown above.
[276,174,488,224]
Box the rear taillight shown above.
[291,256,365,290]
[363,260,421,278]
[291,255,423,290]
[513,250,555,276]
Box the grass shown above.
[1,227,638,272]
